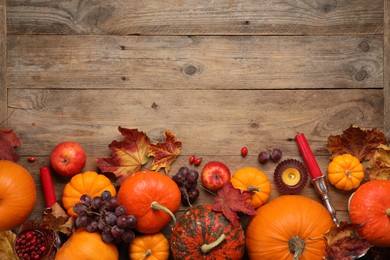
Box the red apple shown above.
[201,161,231,191]
[50,141,86,177]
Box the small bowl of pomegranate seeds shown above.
[14,229,49,260]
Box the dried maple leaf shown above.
[324,221,373,260]
[97,127,151,185]
[41,202,75,236]
[0,231,17,260]
[212,182,256,224]
[365,144,390,180]
[326,125,387,162]
[148,130,182,174]
[0,128,22,162]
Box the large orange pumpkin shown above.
[62,171,116,216]
[349,180,390,247]
[0,160,36,232]
[117,170,181,234]
[55,228,118,260]
[246,195,334,260]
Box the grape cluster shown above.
[73,190,136,244]
[172,166,200,206]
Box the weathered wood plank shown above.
[0,0,6,125]
[384,0,390,140]
[8,89,383,157]
[7,35,383,90]
[6,0,383,36]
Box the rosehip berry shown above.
[189,155,196,164]
[28,156,36,162]
[194,157,202,166]
[241,147,248,157]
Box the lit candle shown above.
[40,166,57,207]
[295,133,323,179]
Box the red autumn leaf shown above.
[365,144,390,180]
[148,130,182,174]
[212,182,256,224]
[0,128,22,162]
[324,221,373,260]
[97,127,151,185]
[326,125,387,162]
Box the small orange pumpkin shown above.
[0,160,36,232]
[246,195,334,260]
[117,170,181,234]
[55,228,118,260]
[62,171,116,216]
[327,154,364,191]
[129,233,169,260]
[230,167,271,208]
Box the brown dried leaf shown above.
[365,144,390,180]
[0,128,22,162]
[325,221,373,260]
[41,202,74,236]
[0,231,17,260]
[326,126,387,161]
[148,130,182,174]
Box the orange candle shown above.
[295,133,323,179]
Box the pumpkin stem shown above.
[386,208,390,217]
[150,201,177,224]
[200,234,226,253]
[142,249,152,259]
[247,185,260,192]
[288,236,305,260]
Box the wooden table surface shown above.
[1,0,389,259]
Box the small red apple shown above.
[50,141,86,177]
[201,161,231,191]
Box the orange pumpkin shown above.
[230,167,271,208]
[129,233,169,260]
[349,180,390,247]
[62,171,116,216]
[0,160,36,232]
[327,154,364,190]
[55,228,118,260]
[117,170,181,234]
[246,195,334,260]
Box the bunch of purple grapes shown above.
[73,190,136,244]
[172,166,200,206]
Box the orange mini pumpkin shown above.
[230,167,271,208]
[327,154,364,191]
[0,160,37,231]
[129,233,169,260]
[62,171,116,216]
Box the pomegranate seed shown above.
[241,147,248,157]
[194,157,202,166]
[28,156,36,162]
[189,155,195,164]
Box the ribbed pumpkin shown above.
[62,171,116,216]
[117,170,181,234]
[327,154,364,191]
[129,233,169,260]
[55,228,118,260]
[170,205,245,259]
[230,167,271,208]
[0,160,36,232]
[246,195,333,260]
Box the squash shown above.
[62,171,116,216]
[129,233,169,260]
[230,167,271,208]
[55,228,118,260]
[170,205,245,259]
[246,195,333,260]
[349,180,390,247]
[0,160,36,232]
[117,170,181,234]
[327,154,364,191]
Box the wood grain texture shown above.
[0,0,6,125]
[7,35,383,90]
[6,0,383,36]
[384,0,390,140]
